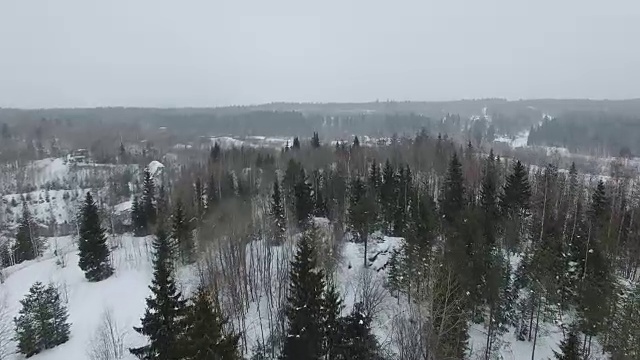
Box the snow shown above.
[494,130,529,148]
[0,235,162,360]
[147,161,164,177]
[211,136,246,149]
[114,200,133,214]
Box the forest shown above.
[0,107,639,360]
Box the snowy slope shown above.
[0,235,177,360]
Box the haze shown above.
[1,0,639,108]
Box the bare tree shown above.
[0,293,12,360]
[354,267,388,320]
[88,308,127,360]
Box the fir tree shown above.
[270,180,287,244]
[292,137,301,150]
[280,226,325,360]
[14,282,70,357]
[347,176,377,267]
[182,284,241,360]
[311,132,321,149]
[171,199,194,264]
[194,177,205,218]
[78,192,114,282]
[130,228,187,359]
[206,174,220,212]
[13,203,41,263]
[553,330,581,360]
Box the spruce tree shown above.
[311,132,321,149]
[335,303,381,360]
[132,195,147,236]
[171,199,194,264]
[553,330,581,360]
[210,142,221,162]
[352,136,360,148]
[182,284,241,360]
[206,174,219,212]
[347,176,377,267]
[500,160,531,252]
[270,180,287,244]
[380,160,396,231]
[441,153,465,225]
[292,137,301,150]
[78,192,114,282]
[293,168,314,229]
[13,203,41,263]
[323,282,344,360]
[141,168,157,230]
[130,228,187,360]
[14,282,70,357]
[281,226,325,360]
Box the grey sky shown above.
[1,0,638,108]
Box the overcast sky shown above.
[0,0,638,108]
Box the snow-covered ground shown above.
[0,235,161,360]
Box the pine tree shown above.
[311,132,321,149]
[553,330,581,360]
[182,284,241,360]
[130,228,187,359]
[78,192,114,282]
[280,226,325,360]
[171,199,194,264]
[14,282,70,357]
[142,168,157,230]
[270,180,287,244]
[13,203,41,263]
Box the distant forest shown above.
[528,112,640,157]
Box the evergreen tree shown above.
[334,303,381,360]
[379,160,396,231]
[13,203,41,263]
[132,195,147,236]
[441,153,465,225]
[171,199,194,264]
[280,226,325,360]
[322,282,344,360]
[292,137,301,150]
[130,228,187,359]
[78,192,114,282]
[392,165,412,237]
[210,142,221,162]
[194,177,205,218]
[347,176,377,267]
[141,168,157,231]
[352,136,360,148]
[182,284,241,360]
[270,180,287,244]
[311,132,321,149]
[553,330,581,360]
[14,282,70,357]
[500,160,531,251]
[293,168,314,229]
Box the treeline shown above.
[528,111,640,156]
